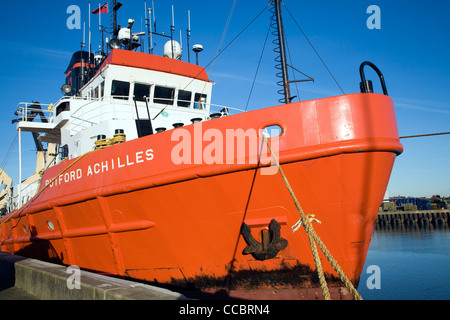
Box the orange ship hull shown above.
[0,93,402,299]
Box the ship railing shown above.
[66,94,246,115]
[53,95,101,105]
[14,102,54,123]
[14,96,246,128]
[68,96,246,131]
[208,103,245,116]
[139,96,246,115]
[57,94,248,133]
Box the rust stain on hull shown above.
[126,263,355,300]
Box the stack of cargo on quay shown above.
[376,195,450,230]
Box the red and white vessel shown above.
[0,1,402,299]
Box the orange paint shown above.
[0,93,402,298]
[96,49,210,82]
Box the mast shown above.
[187,10,191,63]
[113,0,118,38]
[272,0,291,104]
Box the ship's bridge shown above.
[13,49,243,161]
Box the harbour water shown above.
[357,228,450,300]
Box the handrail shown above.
[14,102,54,123]
[359,61,388,96]
[14,95,246,132]
[122,96,245,114]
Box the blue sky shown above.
[0,0,449,198]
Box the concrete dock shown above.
[0,252,187,300]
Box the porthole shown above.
[47,221,55,231]
[262,124,283,138]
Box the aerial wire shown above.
[399,131,450,139]
[284,31,301,101]
[0,133,18,173]
[282,2,345,95]
[245,23,271,111]
[210,0,238,72]
[152,3,270,120]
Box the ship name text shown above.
[45,149,154,188]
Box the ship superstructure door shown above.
[132,82,154,137]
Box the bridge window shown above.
[92,86,99,99]
[56,101,70,116]
[154,86,174,105]
[134,83,151,102]
[177,90,192,107]
[100,81,105,97]
[194,93,207,110]
[111,80,130,100]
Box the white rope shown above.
[291,214,321,233]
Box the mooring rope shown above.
[263,136,363,300]
[399,131,450,139]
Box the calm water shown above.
[357,228,450,300]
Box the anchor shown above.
[240,219,288,261]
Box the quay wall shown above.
[375,210,450,231]
[0,252,187,300]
